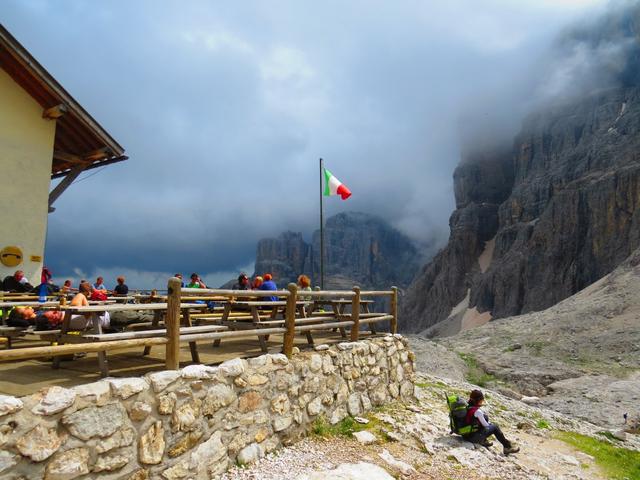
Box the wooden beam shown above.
[283,283,298,358]
[0,337,167,362]
[53,150,85,164]
[83,147,110,161]
[42,103,67,119]
[390,286,398,334]
[48,164,85,208]
[350,286,361,341]
[165,276,182,370]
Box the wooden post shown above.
[390,286,398,334]
[283,283,298,358]
[165,277,182,370]
[350,286,361,341]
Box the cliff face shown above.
[254,212,420,290]
[402,86,640,333]
[402,4,640,333]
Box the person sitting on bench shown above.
[2,270,33,293]
[69,282,110,330]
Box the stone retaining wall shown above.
[0,335,415,480]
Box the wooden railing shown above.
[0,278,399,370]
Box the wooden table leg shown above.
[184,309,200,363]
[92,313,109,378]
[297,304,314,346]
[334,303,347,338]
[143,310,162,355]
[252,307,268,353]
[53,310,72,369]
[214,303,231,347]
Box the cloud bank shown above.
[2,0,616,288]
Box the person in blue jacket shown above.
[259,273,278,301]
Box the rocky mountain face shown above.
[402,6,640,333]
[254,212,420,290]
[430,245,640,430]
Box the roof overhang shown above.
[0,23,127,180]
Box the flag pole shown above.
[319,157,325,290]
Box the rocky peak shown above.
[253,212,420,290]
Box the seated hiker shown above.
[259,273,278,301]
[70,282,110,330]
[464,389,519,454]
[94,276,107,291]
[297,274,312,300]
[186,273,207,288]
[113,276,129,295]
[251,276,263,290]
[175,273,184,288]
[2,270,34,293]
[61,279,73,294]
[233,273,251,290]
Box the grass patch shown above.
[536,419,550,429]
[311,414,390,441]
[524,341,548,356]
[556,431,640,480]
[458,352,496,387]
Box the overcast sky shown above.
[2,0,611,288]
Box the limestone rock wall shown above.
[253,212,422,290]
[0,336,414,480]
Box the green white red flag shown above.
[323,168,351,200]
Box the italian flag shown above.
[323,168,352,200]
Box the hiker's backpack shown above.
[446,393,479,436]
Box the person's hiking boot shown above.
[480,440,494,447]
[503,444,520,455]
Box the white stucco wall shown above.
[0,67,56,286]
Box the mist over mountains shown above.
[401,1,640,333]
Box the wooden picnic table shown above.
[311,298,376,335]
[216,300,312,352]
[54,302,210,376]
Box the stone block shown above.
[16,424,62,461]
[237,442,264,465]
[219,358,246,377]
[202,384,236,416]
[148,371,181,393]
[108,378,149,400]
[32,386,76,415]
[139,421,165,465]
[0,395,23,417]
[238,391,262,413]
[44,447,89,480]
[62,403,125,440]
[93,453,130,472]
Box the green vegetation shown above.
[556,431,640,480]
[535,419,550,429]
[311,413,391,441]
[458,352,496,387]
[524,341,549,356]
[415,380,448,389]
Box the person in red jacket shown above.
[465,389,520,455]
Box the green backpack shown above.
[446,393,479,436]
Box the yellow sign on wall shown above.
[0,246,23,267]
[30,255,42,262]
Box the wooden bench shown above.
[215,301,314,351]
[54,302,209,376]
[0,326,61,348]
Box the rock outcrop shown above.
[254,212,420,290]
[402,5,640,332]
